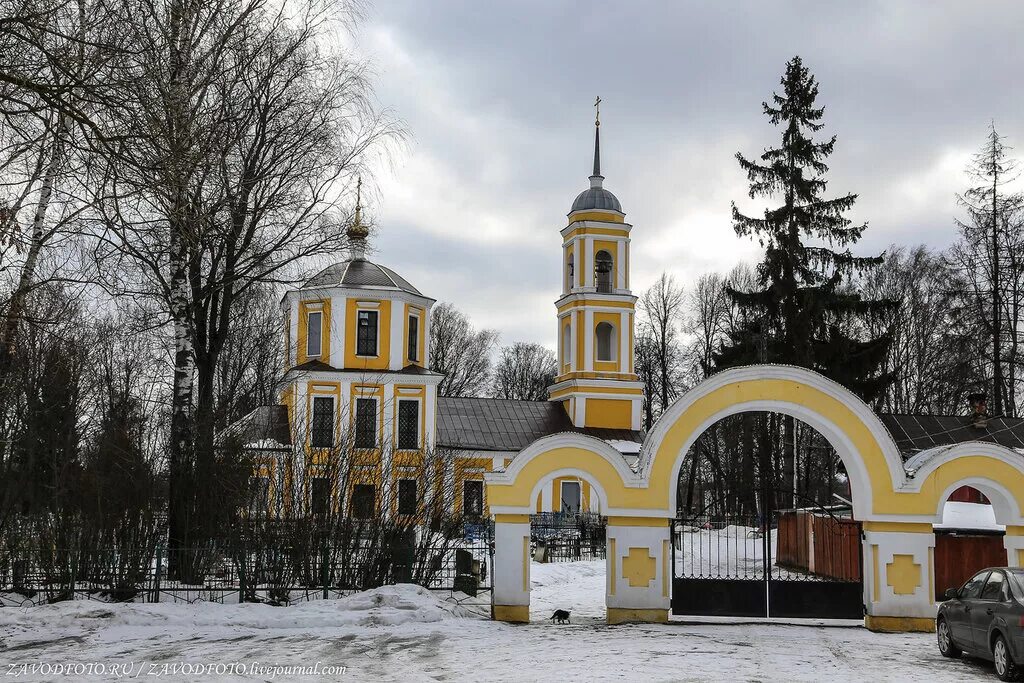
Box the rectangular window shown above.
[306,310,322,357]
[357,310,378,357]
[310,477,330,516]
[398,479,417,516]
[463,480,483,518]
[397,400,419,450]
[352,484,376,519]
[310,396,334,448]
[560,481,582,514]
[408,315,419,362]
[354,398,377,449]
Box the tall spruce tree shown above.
[713,56,892,511]
[715,56,891,400]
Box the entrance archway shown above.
[486,365,1024,632]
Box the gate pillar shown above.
[605,517,671,624]
[492,514,531,623]
[1004,527,1024,567]
[862,522,936,632]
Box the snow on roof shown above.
[936,501,1005,532]
[605,439,641,455]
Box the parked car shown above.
[937,567,1024,680]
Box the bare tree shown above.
[863,246,982,414]
[491,342,556,401]
[638,272,686,418]
[949,123,1024,416]
[88,0,396,552]
[429,302,498,397]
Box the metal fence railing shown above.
[0,531,493,606]
[530,512,606,562]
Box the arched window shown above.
[596,321,616,361]
[566,254,574,287]
[595,250,613,292]
[562,323,572,367]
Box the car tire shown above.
[937,619,961,658]
[993,634,1020,682]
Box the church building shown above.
[233,113,644,519]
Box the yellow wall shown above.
[567,211,625,224]
[350,383,384,452]
[345,299,391,369]
[593,311,623,372]
[455,457,493,515]
[585,398,632,430]
[297,299,331,365]
[306,381,341,448]
[392,385,427,450]
[402,304,426,367]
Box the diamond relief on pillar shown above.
[886,554,922,595]
[621,547,657,588]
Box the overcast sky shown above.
[349,1,1024,350]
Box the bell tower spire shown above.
[548,101,643,431]
[347,176,369,261]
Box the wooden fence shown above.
[777,511,861,581]
[934,532,1006,600]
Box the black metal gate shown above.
[671,506,863,619]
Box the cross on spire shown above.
[592,96,602,179]
[347,175,369,259]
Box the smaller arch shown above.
[529,468,608,514]
[935,477,1018,526]
[595,250,613,293]
[595,321,616,361]
[906,442,1024,526]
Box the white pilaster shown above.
[619,310,629,373]
[570,310,578,371]
[583,309,594,371]
[424,384,437,450]
[1004,535,1024,567]
[863,529,936,622]
[289,298,300,367]
[389,302,404,370]
[585,237,595,288]
[328,295,345,368]
[493,519,531,621]
[605,522,671,622]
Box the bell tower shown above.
[548,99,643,430]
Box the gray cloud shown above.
[354,0,1024,348]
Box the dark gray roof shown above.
[570,185,622,213]
[436,396,642,452]
[292,359,442,376]
[878,413,1024,455]
[302,259,423,296]
[221,405,292,448]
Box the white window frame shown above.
[595,321,617,362]
[356,308,379,357]
[396,398,421,450]
[306,309,323,358]
[408,312,421,362]
[354,396,378,449]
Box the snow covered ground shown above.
[0,560,999,682]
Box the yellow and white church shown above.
[236,113,1024,633]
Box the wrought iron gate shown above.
[671,504,863,619]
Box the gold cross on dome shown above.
[594,95,602,125]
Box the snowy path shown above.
[0,562,999,682]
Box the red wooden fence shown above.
[776,511,861,581]
[934,533,1006,600]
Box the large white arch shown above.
[637,365,908,519]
